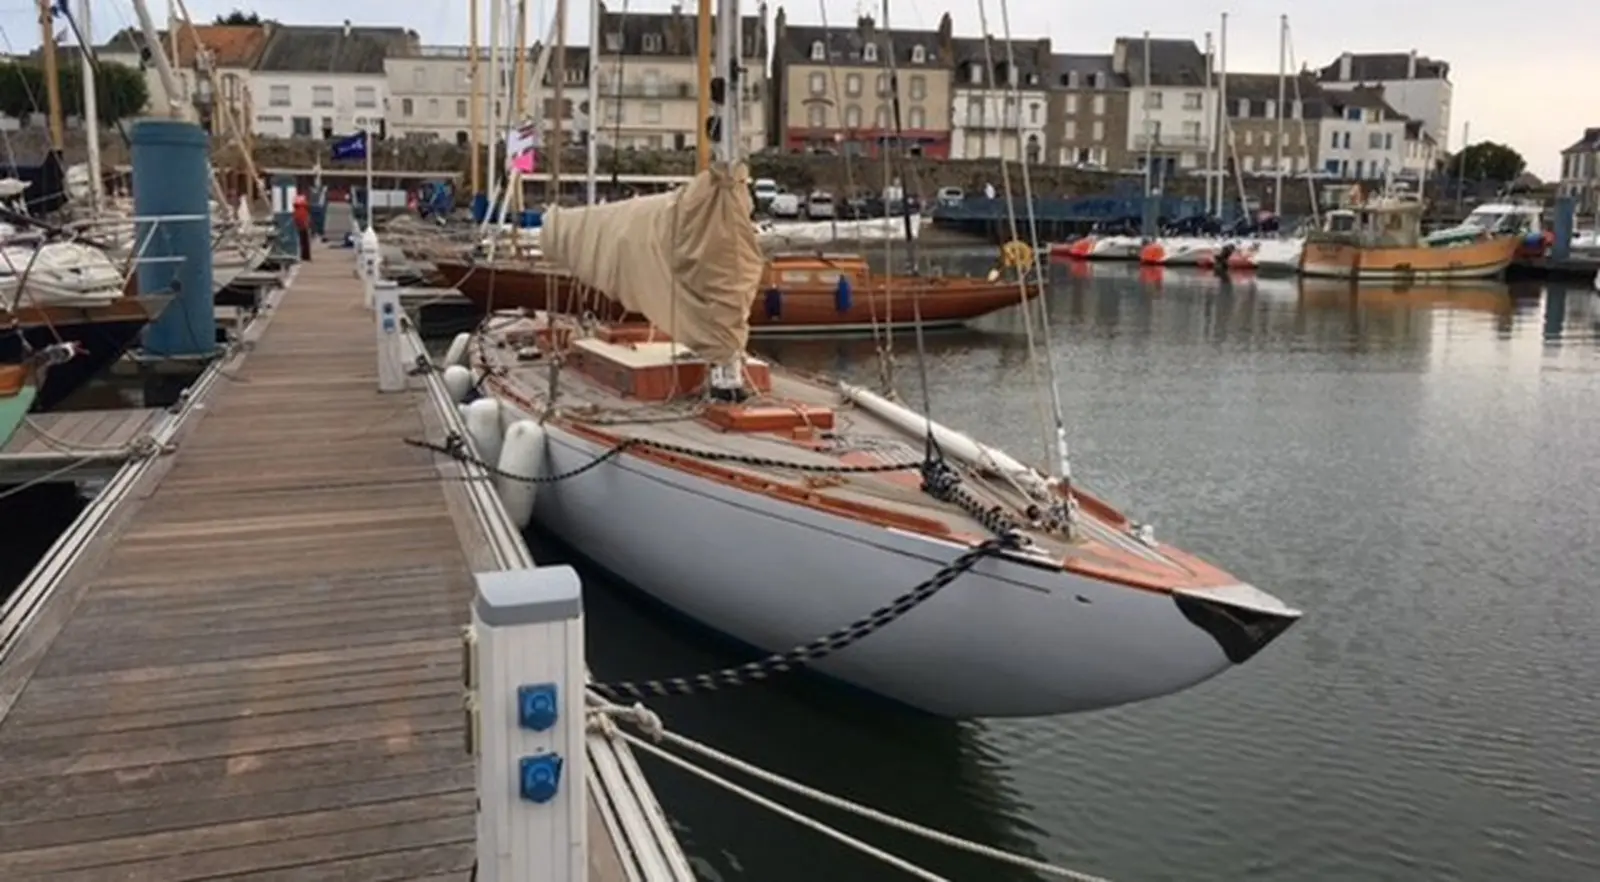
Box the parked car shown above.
[752,177,779,210]
[769,192,802,218]
[936,186,964,207]
[805,190,836,220]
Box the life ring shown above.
[999,239,1035,269]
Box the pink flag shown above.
[512,151,537,174]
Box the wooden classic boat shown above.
[0,342,83,445]
[445,162,1300,718]
[1,296,170,412]
[1299,192,1523,282]
[432,240,1036,334]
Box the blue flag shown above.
[332,132,368,161]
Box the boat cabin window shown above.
[1464,211,1532,234]
[1326,212,1356,233]
[779,270,815,283]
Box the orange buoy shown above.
[1138,241,1167,265]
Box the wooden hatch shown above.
[569,337,773,401]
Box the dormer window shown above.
[911,45,926,64]
[604,31,622,52]
[1088,72,1102,88]
[1025,72,1038,86]
[1065,71,1079,88]
[862,43,878,63]
[641,33,662,53]
[967,63,982,85]
[810,40,825,61]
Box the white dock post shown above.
[469,567,588,882]
[373,280,407,393]
[360,226,382,308]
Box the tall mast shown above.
[712,0,740,163]
[550,0,566,202]
[469,0,482,196]
[38,0,64,152]
[1218,13,1229,218]
[1273,14,1286,217]
[584,0,599,204]
[79,0,103,209]
[485,0,502,203]
[695,0,712,170]
[1202,31,1213,214]
[510,0,529,211]
[1140,30,1151,199]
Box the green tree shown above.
[1453,141,1526,183]
[215,10,263,25]
[0,61,150,126]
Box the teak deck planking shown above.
[0,408,165,457]
[0,250,628,881]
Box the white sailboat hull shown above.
[756,214,927,248]
[525,419,1251,718]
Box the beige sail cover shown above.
[540,162,763,363]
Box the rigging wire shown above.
[1283,22,1321,228]
[873,0,937,462]
[993,0,1075,504]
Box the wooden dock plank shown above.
[0,407,163,457]
[0,250,629,879]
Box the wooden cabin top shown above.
[764,252,871,287]
[1314,193,1426,248]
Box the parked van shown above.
[752,178,779,210]
[769,192,802,218]
[805,190,836,220]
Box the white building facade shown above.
[1113,38,1216,176]
[249,25,411,139]
[1318,51,1453,152]
[1314,94,1407,180]
[948,39,1050,162]
[385,47,477,143]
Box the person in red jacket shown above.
[292,192,312,261]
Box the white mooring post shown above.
[373,280,406,393]
[360,226,382,308]
[468,567,588,882]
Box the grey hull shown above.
[531,423,1271,718]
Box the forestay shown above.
[540,162,763,363]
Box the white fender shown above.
[444,332,472,367]
[464,397,504,468]
[494,420,547,528]
[441,364,473,402]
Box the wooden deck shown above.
[0,250,629,880]
[0,408,168,484]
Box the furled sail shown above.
[540,162,763,363]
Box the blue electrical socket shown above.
[517,683,559,731]
[519,753,563,803]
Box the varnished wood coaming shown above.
[475,325,1241,596]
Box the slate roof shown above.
[775,12,953,68]
[1048,53,1125,90]
[255,24,415,74]
[1317,52,1450,83]
[1561,127,1600,154]
[949,36,1052,89]
[100,24,271,68]
[594,2,765,59]
[1114,37,1208,87]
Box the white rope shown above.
[588,697,1115,882]
[586,703,949,881]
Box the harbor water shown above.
[7,265,1599,881]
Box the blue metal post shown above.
[270,174,298,256]
[131,119,215,360]
[1552,196,1575,261]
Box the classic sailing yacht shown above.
[455,1,1300,718]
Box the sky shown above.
[2,0,1593,178]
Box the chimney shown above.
[671,2,681,15]
[1338,51,1352,81]
[1407,49,1417,79]
[937,12,952,46]
[857,15,874,34]
[342,19,352,38]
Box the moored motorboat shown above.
[1299,193,1522,282]
[446,162,1300,719]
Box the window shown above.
[1263,132,1274,147]
[1182,120,1201,140]
[909,75,925,100]
[1330,130,1340,149]
[1369,132,1384,149]
[1183,92,1202,110]
[641,33,663,53]
[643,102,662,124]
[457,98,468,118]
[456,68,468,88]
[845,73,862,96]
[1088,72,1103,88]
[1264,100,1276,118]
[605,31,623,52]
[1064,94,1078,114]
[1236,99,1249,117]
[291,116,312,136]
[1091,120,1104,141]
[642,70,661,97]
[1324,159,1340,175]
[968,63,982,85]
[874,105,888,128]
[269,84,290,106]
[909,106,925,129]
[807,103,824,127]
[1342,131,1351,149]
[1244,130,1254,146]
[1026,135,1041,164]
[862,43,878,63]
[412,67,425,89]
[844,104,862,128]
[1346,107,1361,121]
[401,98,414,116]
[1384,133,1394,150]
[966,98,982,127]
[809,72,826,96]
[876,73,888,96]
[1092,94,1106,115]
[427,98,439,118]
[355,86,376,108]
[603,101,623,123]
[1145,91,1162,110]
[312,86,333,107]
[1063,119,1077,140]
[1029,103,1040,124]
[810,41,825,61]
[911,45,926,64]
